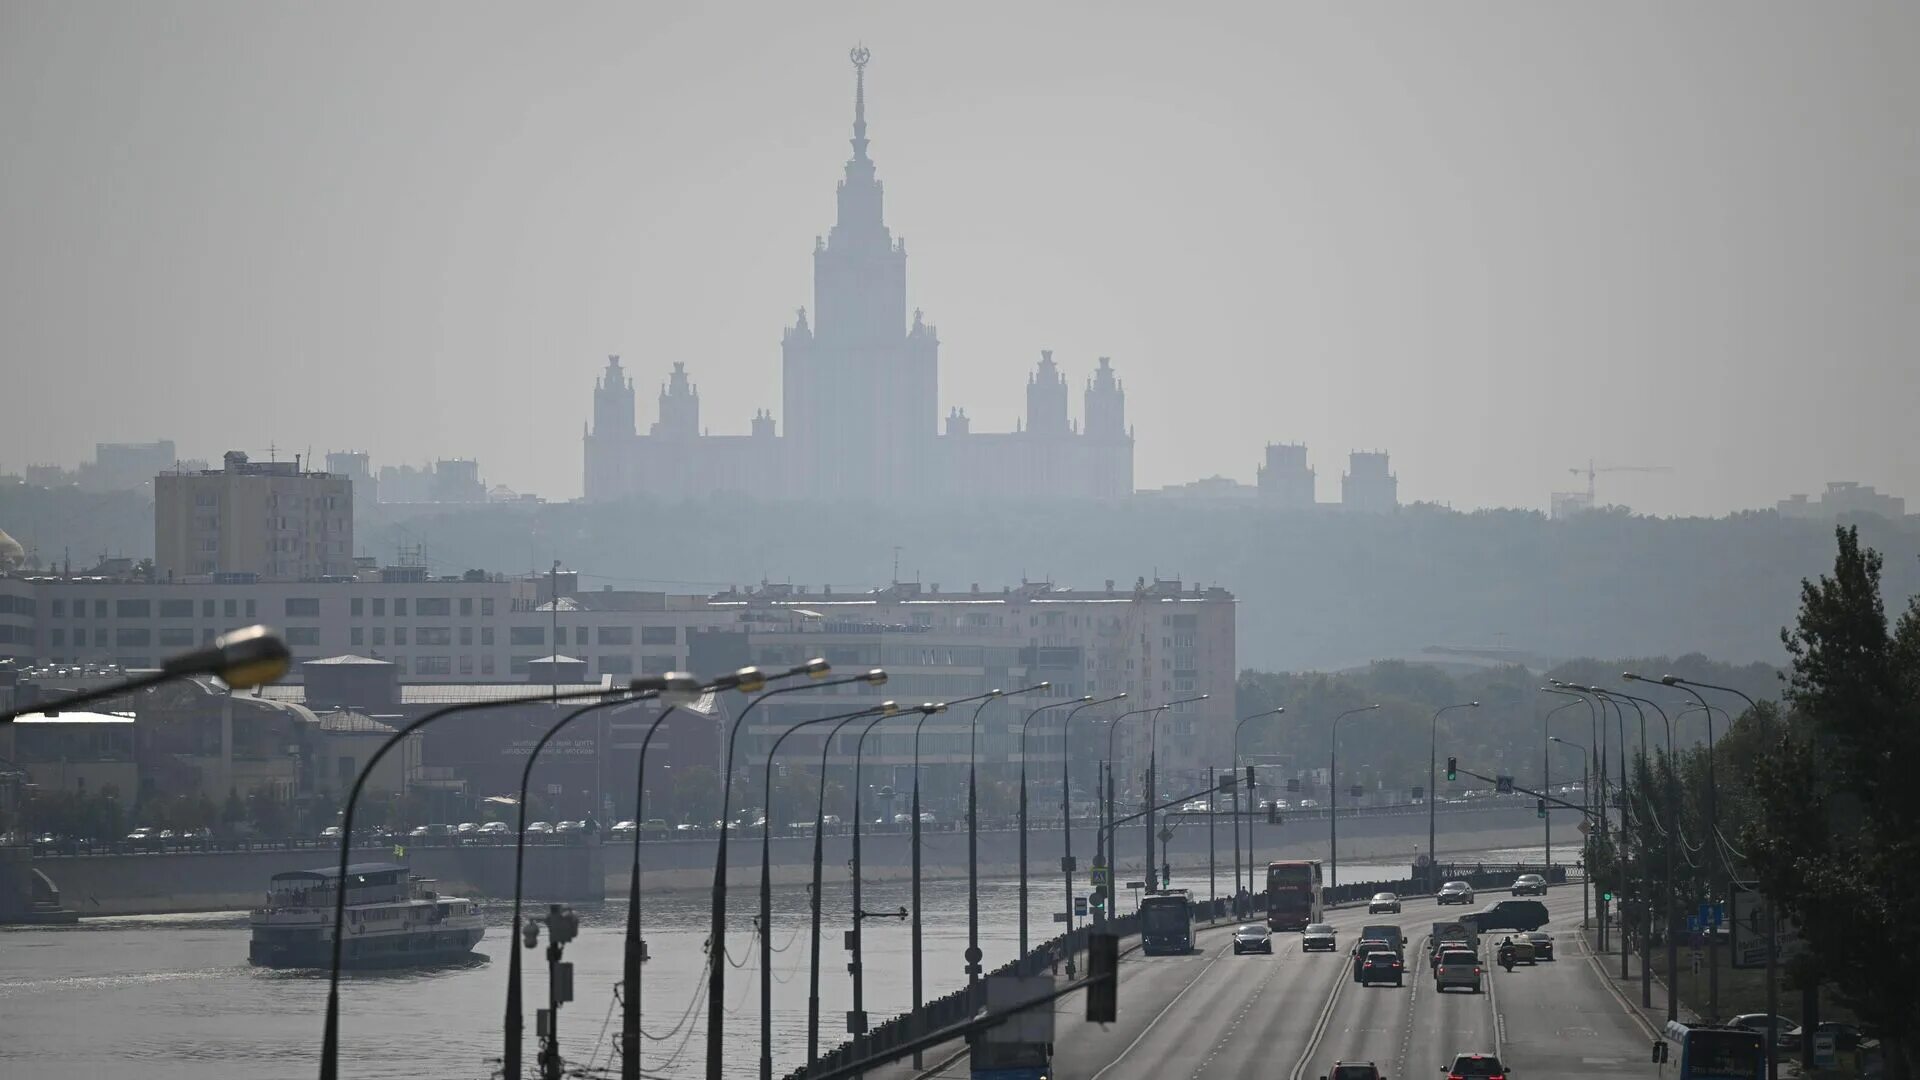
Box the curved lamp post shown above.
[1101,705,1158,919]
[1058,692,1125,976]
[1538,698,1584,874]
[1,625,291,724]
[320,675,687,1080]
[758,701,896,1080]
[803,703,899,1067]
[1230,707,1283,914]
[1426,702,1479,892]
[1144,695,1209,892]
[846,705,924,1059]
[1610,682,1681,1020]
[504,681,697,1080]
[1326,704,1381,889]
[707,662,891,1080]
[1017,696,1088,957]
[962,684,1048,983]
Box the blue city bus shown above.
[1139,890,1195,955]
[1660,1021,1765,1080]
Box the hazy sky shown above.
[3,3,1915,515]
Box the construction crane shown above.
[1569,460,1673,502]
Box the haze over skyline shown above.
[3,3,1916,517]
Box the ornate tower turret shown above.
[592,355,635,439]
[1025,350,1070,436]
[1084,357,1126,440]
[654,361,700,440]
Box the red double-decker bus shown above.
[1266,860,1324,931]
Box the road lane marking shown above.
[1287,949,1351,1080]
[1088,939,1235,1080]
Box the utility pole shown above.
[549,560,561,704]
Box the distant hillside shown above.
[8,483,1915,672]
[357,498,1920,672]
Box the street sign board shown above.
[1125,881,1146,890]
[1698,903,1713,927]
[1577,820,1591,835]
[1075,897,1088,917]
[1686,915,1699,933]
[1091,867,1111,887]
[1730,882,1802,968]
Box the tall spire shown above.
[849,44,872,162]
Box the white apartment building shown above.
[154,450,353,581]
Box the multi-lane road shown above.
[909,888,1655,1080]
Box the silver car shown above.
[1434,948,1482,993]
[1437,881,1475,905]
[1301,923,1338,952]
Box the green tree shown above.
[1746,526,1920,1075]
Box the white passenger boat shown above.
[248,861,485,968]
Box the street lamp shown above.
[1538,699,1584,876]
[1145,695,1210,891]
[1426,702,1479,892]
[1230,707,1283,915]
[963,683,1048,988]
[846,706,923,1056]
[758,702,896,1080]
[505,681,697,1080]
[1610,682,1682,1021]
[1059,692,1126,976]
[803,703,899,1067]
[1550,734,1591,931]
[1100,706,1158,919]
[1547,683,1607,946]
[2,625,291,724]
[706,661,888,1080]
[905,699,951,1069]
[1017,696,1088,957]
[321,675,688,1080]
[1328,704,1381,889]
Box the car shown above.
[892,813,913,824]
[1321,1064,1382,1080]
[1357,950,1404,987]
[1351,938,1392,979]
[1232,924,1273,955]
[455,821,480,836]
[1434,949,1482,993]
[1517,930,1554,960]
[1510,873,1547,896]
[1431,940,1473,972]
[319,825,343,840]
[1298,798,1319,808]
[555,820,588,835]
[1445,1052,1505,1078]
[1437,881,1475,905]
[1358,925,1406,957]
[1368,891,1401,914]
[476,821,510,836]
[1728,1013,1803,1048]
[408,825,432,838]
[918,812,937,824]
[525,821,555,835]
[1301,923,1338,951]
[609,820,638,837]
[1465,899,1549,933]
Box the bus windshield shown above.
[1141,900,1188,934]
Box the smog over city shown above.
[1,5,1916,1079]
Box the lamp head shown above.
[1370,703,1381,709]
[722,666,767,694]
[862,668,888,686]
[988,688,1004,697]
[1622,672,1644,682]
[1469,701,1481,708]
[1037,681,1052,690]
[801,658,832,679]
[1079,695,1093,703]
[921,702,947,715]
[637,672,703,706]
[1659,675,1681,686]
[163,625,291,690]
[877,700,899,715]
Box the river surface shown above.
[0,847,1549,1079]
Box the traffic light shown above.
[547,903,579,945]
[1245,765,1257,791]
[521,918,541,949]
[1160,863,1170,889]
[1086,933,1118,1022]
[1537,798,1547,819]
[1445,757,1457,782]
[1267,802,1279,824]
[1602,890,1613,902]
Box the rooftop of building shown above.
[708,578,1233,606]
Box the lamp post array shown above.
[1549,734,1591,931]
[1059,693,1126,975]
[1230,707,1283,914]
[1143,695,1209,892]
[1426,701,1478,891]
[1017,697,1087,957]
[1327,704,1380,889]
[963,684,1049,985]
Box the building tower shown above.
[655,361,700,440]
[1341,451,1398,512]
[1257,443,1315,508]
[1083,357,1126,439]
[782,47,937,501]
[1026,351,1070,436]
[585,355,637,500]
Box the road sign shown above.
[1698,903,1713,927]
[1577,820,1591,835]
[1687,915,1700,933]
[1091,867,1111,888]
[1125,880,1145,891]
[1075,897,1088,918]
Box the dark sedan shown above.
[1518,930,1555,960]
[1232,924,1274,954]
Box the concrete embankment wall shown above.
[35,842,605,916]
[603,803,1552,892]
[27,803,1547,915]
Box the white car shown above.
[455,822,480,836]
[524,821,555,835]
[1367,892,1401,914]
[477,821,511,836]
[608,821,638,837]
[319,826,343,840]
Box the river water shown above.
[0,847,1548,1079]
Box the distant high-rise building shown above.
[155,450,352,581]
[1257,443,1316,508]
[82,441,177,494]
[1777,481,1905,520]
[1341,451,1398,512]
[326,451,377,511]
[583,49,1133,503]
